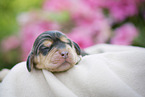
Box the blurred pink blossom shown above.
[69,0,95,20]
[68,17,111,49]
[43,0,71,11]
[1,36,20,52]
[111,23,138,45]
[83,0,139,21]
[105,0,139,21]
[69,8,111,48]
[43,0,140,22]
[83,0,108,8]
[68,27,95,49]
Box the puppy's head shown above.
[27,31,81,72]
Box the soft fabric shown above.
[0,69,9,82]
[0,44,145,97]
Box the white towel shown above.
[0,44,145,97]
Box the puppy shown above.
[27,31,81,72]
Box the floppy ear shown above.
[26,52,34,72]
[73,41,81,55]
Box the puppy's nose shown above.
[61,51,68,59]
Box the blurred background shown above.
[0,0,145,70]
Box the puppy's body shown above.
[27,31,81,72]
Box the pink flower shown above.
[83,0,108,9]
[106,0,138,21]
[68,27,94,49]
[83,0,140,22]
[67,18,111,49]
[111,23,138,45]
[43,0,71,11]
[69,10,111,49]
[1,36,20,52]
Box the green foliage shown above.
[0,0,42,41]
[0,49,21,70]
[0,0,43,70]
[130,3,145,47]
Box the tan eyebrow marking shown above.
[43,40,53,47]
[60,36,69,43]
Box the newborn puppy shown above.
[27,31,81,72]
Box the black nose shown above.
[61,51,68,59]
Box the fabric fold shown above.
[0,44,145,97]
[42,70,78,97]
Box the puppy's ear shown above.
[73,41,81,55]
[26,52,34,72]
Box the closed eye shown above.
[40,46,51,55]
[41,46,49,49]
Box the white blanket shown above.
[0,44,145,97]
